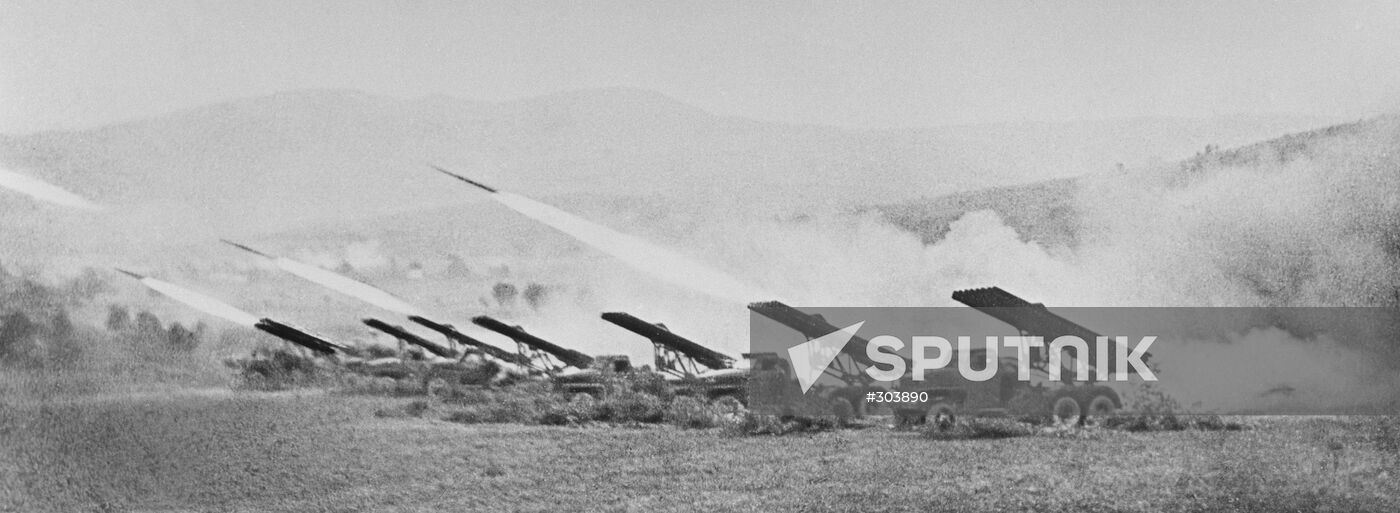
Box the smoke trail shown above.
[491,191,775,303]
[135,276,260,327]
[0,167,102,210]
[271,257,424,316]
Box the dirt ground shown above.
[3,390,1398,512]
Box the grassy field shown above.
[3,390,1398,512]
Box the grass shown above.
[4,392,1398,512]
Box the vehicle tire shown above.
[852,393,868,419]
[569,392,598,407]
[1050,393,1083,427]
[710,394,748,422]
[831,397,855,424]
[927,402,957,431]
[1081,392,1118,427]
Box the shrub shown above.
[231,349,336,390]
[443,407,490,424]
[924,418,1037,440]
[404,399,434,418]
[1098,382,1251,432]
[594,391,666,424]
[373,400,436,419]
[481,460,507,478]
[373,407,406,419]
[538,400,598,426]
[723,413,838,436]
[664,396,721,429]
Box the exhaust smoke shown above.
[0,167,102,210]
[120,271,260,327]
[491,190,774,304]
[222,240,424,316]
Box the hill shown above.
[0,88,1337,261]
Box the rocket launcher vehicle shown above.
[747,300,894,385]
[409,315,534,367]
[951,286,1150,374]
[601,312,734,377]
[471,315,594,372]
[362,318,456,359]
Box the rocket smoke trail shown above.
[432,165,774,303]
[115,269,260,327]
[0,167,102,210]
[221,240,425,316]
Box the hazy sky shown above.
[2,0,1399,134]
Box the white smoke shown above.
[290,248,342,270]
[271,257,423,317]
[489,191,776,304]
[0,167,103,210]
[289,240,393,272]
[498,119,1400,409]
[1149,326,1397,412]
[345,240,391,270]
[136,275,260,327]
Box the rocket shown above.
[409,315,533,367]
[219,239,273,258]
[254,318,347,356]
[362,318,456,359]
[219,239,423,317]
[114,268,144,280]
[471,315,594,370]
[429,164,498,193]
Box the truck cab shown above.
[551,354,636,399]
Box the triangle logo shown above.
[787,321,864,393]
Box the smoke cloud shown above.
[134,276,260,327]
[271,257,423,317]
[490,191,777,304]
[0,167,102,210]
[510,118,1400,410]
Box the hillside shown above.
[874,114,1400,253]
[0,88,1337,258]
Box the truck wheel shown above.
[1081,393,1117,427]
[852,394,868,419]
[927,402,957,431]
[893,409,925,429]
[710,395,747,422]
[1050,394,1083,427]
[831,397,855,422]
[569,392,598,407]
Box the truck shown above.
[600,312,748,414]
[359,318,502,387]
[749,288,1132,428]
[746,301,898,421]
[916,286,1128,428]
[471,315,641,400]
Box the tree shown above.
[0,311,38,364]
[67,267,110,301]
[49,308,82,366]
[106,304,131,332]
[443,254,473,279]
[492,282,518,308]
[167,322,199,352]
[523,283,549,311]
[134,311,164,347]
